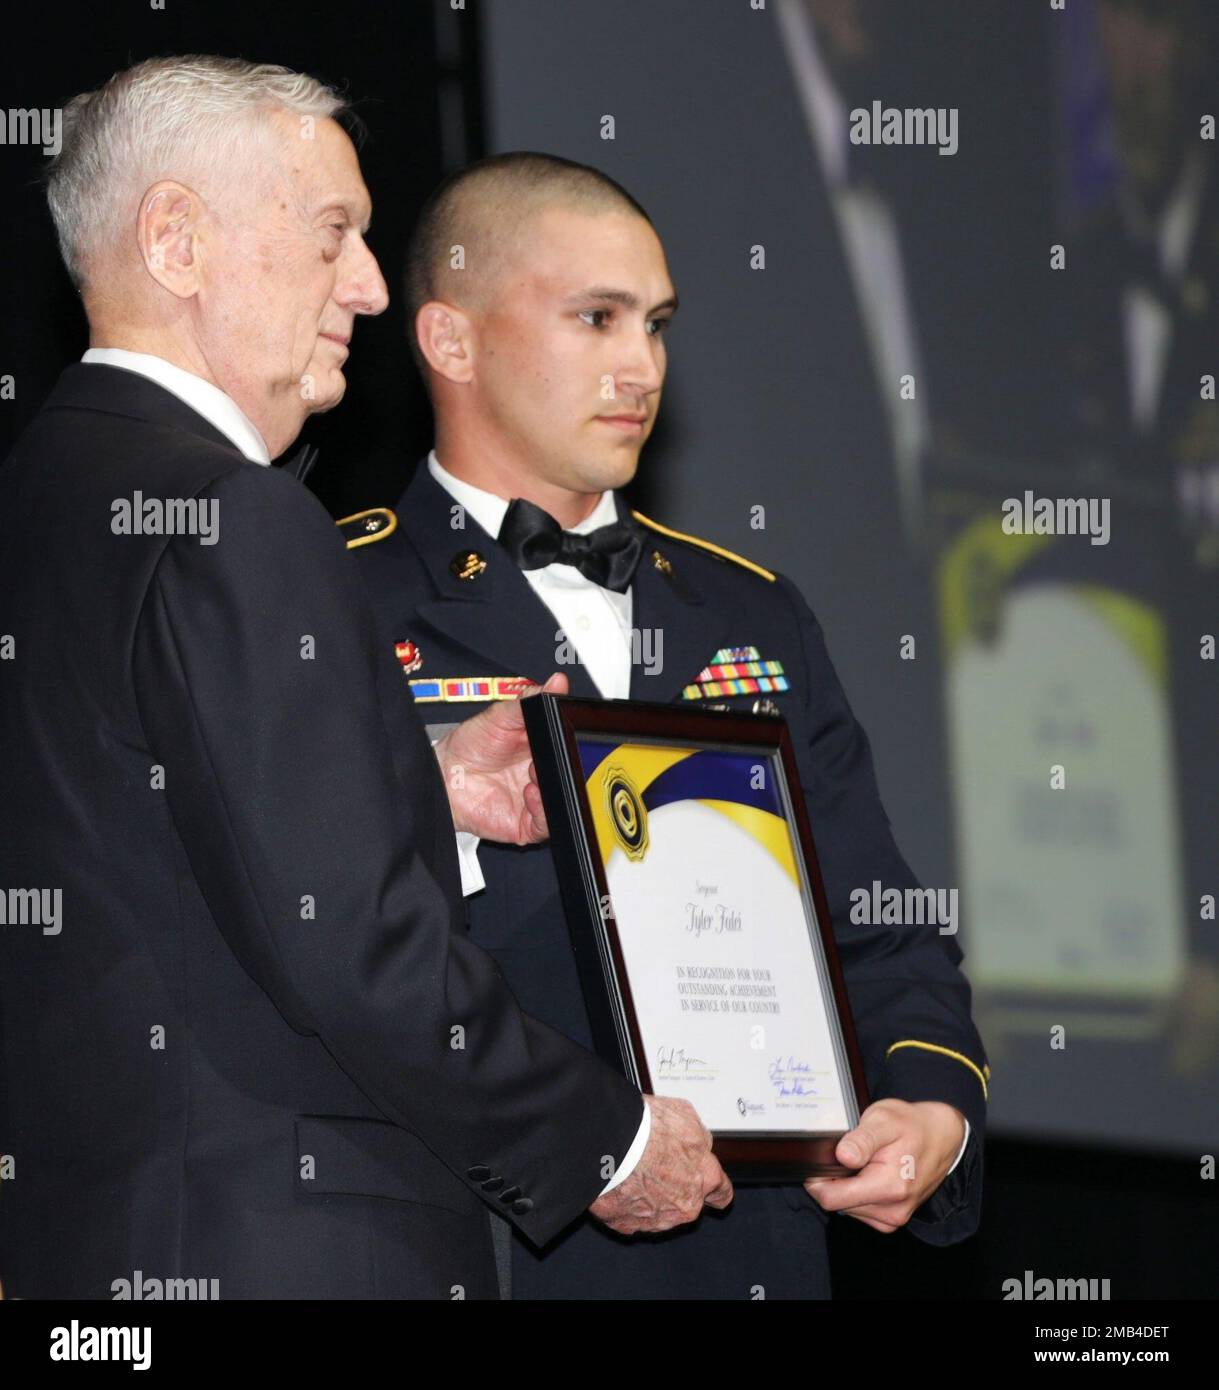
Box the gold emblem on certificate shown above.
[604,766,649,861]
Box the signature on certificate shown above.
[768,1055,819,1097]
[655,1044,711,1076]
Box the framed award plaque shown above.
[522,694,870,1181]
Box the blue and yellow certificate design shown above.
[576,737,850,1134]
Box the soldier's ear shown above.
[415,301,475,385]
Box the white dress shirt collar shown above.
[81,347,271,464]
[426,449,618,541]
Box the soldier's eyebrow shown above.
[564,285,679,314]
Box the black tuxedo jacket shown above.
[0,365,643,1300]
[350,461,991,1300]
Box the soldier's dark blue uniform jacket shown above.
[347,459,991,1300]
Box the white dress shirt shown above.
[428,450,970,1183]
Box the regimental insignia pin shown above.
[408,676,534,703]
[394,640,423,676]
[652,549,674,577]
[450,549,487,580]
[681,645,789,700]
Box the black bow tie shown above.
[497,497,644,593]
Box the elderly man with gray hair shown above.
[0,55,729,1301]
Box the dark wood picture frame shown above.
[523,693,871,1182]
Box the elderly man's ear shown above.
[138,182,204,296]
[415,301,476,385]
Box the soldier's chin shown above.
[588,448,640,491]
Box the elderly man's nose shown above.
[340,246,390,316]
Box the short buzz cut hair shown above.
[403,151,654,376]
[44,54,362,294]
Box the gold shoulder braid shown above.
[630,510,776,582]
[336,507,397,550]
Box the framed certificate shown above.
[522,694,870,1181]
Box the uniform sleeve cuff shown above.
[875,1039,989,1141]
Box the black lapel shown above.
[617,496,715,705]
[41,362,250,461]
[395,463,604,697]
